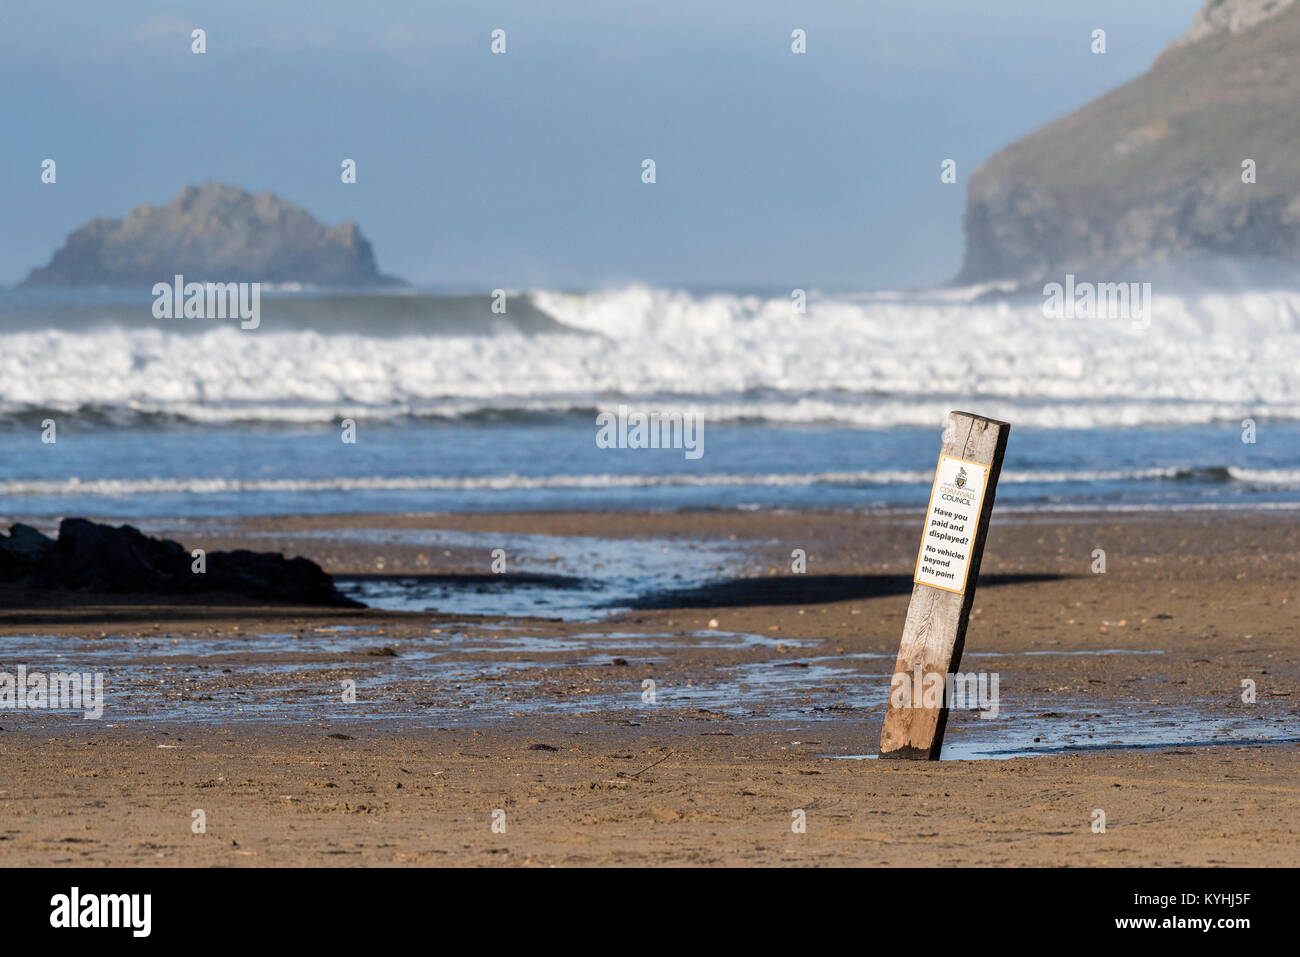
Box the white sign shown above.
[914,454,989,593]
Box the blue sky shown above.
[1,0,1203,290]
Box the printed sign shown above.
[914,454,989,593]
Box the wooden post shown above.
[879,411,1010,760]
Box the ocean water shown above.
[2,283,1299,518]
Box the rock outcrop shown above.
[0,519,363,607]
[22,182,402,287]
[958,0,1300,285]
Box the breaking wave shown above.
[2,466,1297,498]
[2,283,1299,429]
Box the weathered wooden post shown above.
[880,411,1009,759]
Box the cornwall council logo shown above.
[955,466,968,489]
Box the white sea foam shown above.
[2,283,1299,428]
[1,466,1295,498]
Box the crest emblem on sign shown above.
[955,467,968,489]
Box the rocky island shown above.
[22,182,403,287]
[958,0,1300,285]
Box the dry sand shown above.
[1,508,1297,866]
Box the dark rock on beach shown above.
[22,181,404,288]
[0,519,364,608]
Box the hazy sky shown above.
[1,0,1203,290]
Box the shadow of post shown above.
[614,572,1072,610]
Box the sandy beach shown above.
[2,507,1296,866]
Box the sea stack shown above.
[22,181,404,287]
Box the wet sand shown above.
[1,508,1297,866]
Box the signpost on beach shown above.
[880,411,1010,760]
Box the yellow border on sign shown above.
[913,453,990,595]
